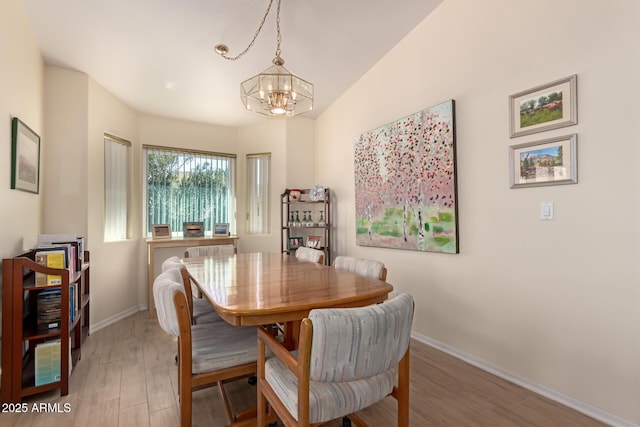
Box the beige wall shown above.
[315,0,640,424]
[0,0,44,258]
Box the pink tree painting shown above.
[354,100,458,253]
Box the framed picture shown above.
[151,224,172,239]
[214,223,230,236]
[288,237,303,250]
[307,236,322,248]
[11,117,41,194]
[354,99,458,254]
[509,134,577,188]
[183,221,204,238]
[509,75,577,138]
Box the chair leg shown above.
[180,381,192,427]
[397,347,411,427]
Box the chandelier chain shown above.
[218,0,278,61]
[275,0,282,58]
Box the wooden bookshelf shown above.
[1,250,90,403]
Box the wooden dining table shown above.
[182,252,393,347]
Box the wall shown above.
[0,0,44,343]
[314,0,640,424]
[0,0,44,258]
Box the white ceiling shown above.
[21,0,443,128]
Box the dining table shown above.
[182,252,394,348]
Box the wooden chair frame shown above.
[256,319,410,427]
[173,290,258,427]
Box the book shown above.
[35,340,61,386]
[34,250,66,287]
[37,289,61,329]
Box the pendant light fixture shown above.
[214,0,313,117]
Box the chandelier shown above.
[214,0,313,117]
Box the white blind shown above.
[246,153,271,234]
[104,136,129,241]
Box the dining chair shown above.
[294,247,324,264]
[184,243,236,258]
[333,255,387,281]
[161,259,221,325]
[257,293,414,427]
[153,270,259,427]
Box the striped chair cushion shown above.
[192,299,221,324]
[161,256,182,272]
[295,247,324,263]
[191,322,259,374]
[152,271,185,336]
[308,293,413,382]
[265,357,396,423]
[333,256,385,280]
[185,244,235,258]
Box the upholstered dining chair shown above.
[161,258,220,325]
[257,293,414,427]
[153,270,259,427]
[294,246,325,264]
[184,243,236,258]
[333,255,387,281]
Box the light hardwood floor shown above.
[1,311,606,427]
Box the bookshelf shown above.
[280,188,331,265]
[1,250,90,403]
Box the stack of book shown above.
[37,289,61,330]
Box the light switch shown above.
[540,202,554,220]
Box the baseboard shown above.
[411,331,638,427]
[89,305,146,334]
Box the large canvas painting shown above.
[354,100,458,253]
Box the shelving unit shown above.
[1,250,90,403]
[281,188,331,264]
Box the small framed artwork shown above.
[509,75,577,138]
[152,224,172,239]
[307,236,322,248]
[214,223,230,236]
[509,134,577,188]
[11,117,41,194]
[183,221,204,238]
[288,237,303,250]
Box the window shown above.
[104,134,130,242]
[246,153,271,234]
[143,146,236,237]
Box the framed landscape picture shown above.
[509,134,577,188]
[509,75,577,138]
[11,118,40,194]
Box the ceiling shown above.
[22,0,443,128]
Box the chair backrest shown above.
[152,270,185,336]
[333,255,387,281]
[184,244,236,258]
[295,247,324,264]
[307,293,413,382]
[161,256,182,272]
